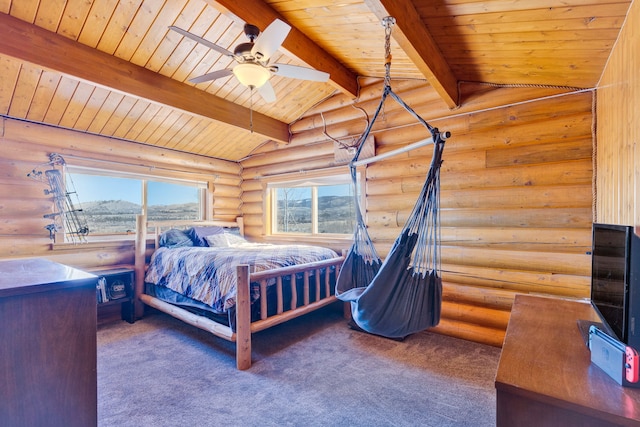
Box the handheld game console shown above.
[589,325,639,386]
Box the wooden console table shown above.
[0,258,98,427]
[495,294,640,426]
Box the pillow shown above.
[185,226,224,247]
[224,227,242,237]
[224,232,247,246]
[204,234,231,247]
[158,229,193,248]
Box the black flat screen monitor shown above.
[591,223,632,342]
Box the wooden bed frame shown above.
[133,215,345,370]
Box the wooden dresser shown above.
[0,258,98,427]
[496,294,640,426]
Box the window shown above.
[268,173,358,236]
[66,167,204,237]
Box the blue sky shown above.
[67,173,198,205]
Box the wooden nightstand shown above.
[95,268,135,324]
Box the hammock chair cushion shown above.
[340,229,442,338]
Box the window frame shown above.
[64,165,206,241]
[264,169,362,238]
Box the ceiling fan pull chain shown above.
[249,88,254,133]
[382,16,396,87]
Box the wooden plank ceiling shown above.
[0,0,631,162]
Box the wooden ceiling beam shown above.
[207,0,359,99]
[0,13,290,144]
[363,0,460,109]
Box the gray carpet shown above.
[97,305,500,427]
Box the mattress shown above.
[144,242,339,314]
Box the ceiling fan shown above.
[169,19,330,103]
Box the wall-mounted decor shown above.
[27,153,89,243]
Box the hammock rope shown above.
[335,16,448,338]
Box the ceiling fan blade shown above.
[271,64,330,82]
[251,19,291,62]
[257,81,277,103]
[189,69,233,84]
[169,26,234,58]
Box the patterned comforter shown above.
[144,242,339,314]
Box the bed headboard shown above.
[132,215,244,318]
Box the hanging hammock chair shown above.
[335,17,449,339]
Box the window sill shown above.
[50,236,136,251]
[261,234,353,250]
[267,233,352,240]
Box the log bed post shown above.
[236,264,252,370]
[134,214,147,319]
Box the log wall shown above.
[0,117,241,270]
[595,0,640,227]
[241,80,595,347]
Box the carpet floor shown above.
[97,305,501,427]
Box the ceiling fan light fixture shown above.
[233,63,271,89]
[170,19,327,103]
